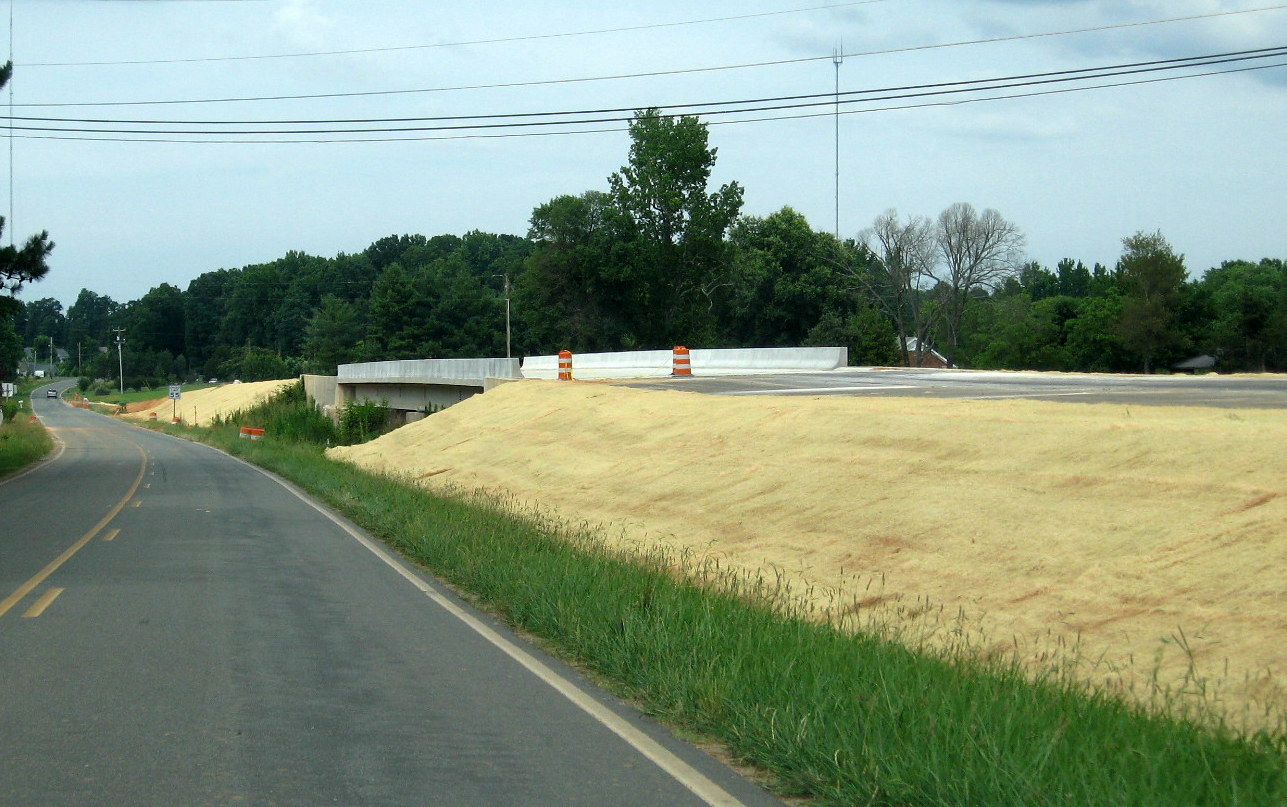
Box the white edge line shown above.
[721,384,919,395]
[243,460,751,807]
[964,390,1098,400]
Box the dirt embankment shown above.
[122,379,296,426]
[328,380,1286,731]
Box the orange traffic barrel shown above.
[558,350,573,381]
[148,412,157,421]
[28,415,38,424]
[672,346,692,377]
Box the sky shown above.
[3,0,1285,310]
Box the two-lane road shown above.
[1,386,783,806]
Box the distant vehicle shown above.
[208,378,218,384]
[47,389,58,398]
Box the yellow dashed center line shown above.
[22,588,64,618]
[0,439,148,619]
[102,529,120,542]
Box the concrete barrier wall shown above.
[301,374,340,410]
[520,346,847,380]
[342,381,479,413]
[338,358,520,386]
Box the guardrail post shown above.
[558,350,573,381]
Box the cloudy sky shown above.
[4,0,1285,309]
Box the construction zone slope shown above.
[327,379,1286,731]
[122,379,296,426]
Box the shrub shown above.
[338,397,390,445]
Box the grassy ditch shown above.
[143,408,1285,806]
[0,383,53,477]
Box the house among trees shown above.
[902,338,953,369]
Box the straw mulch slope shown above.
[329,379,1287,731]
[122,379,296,426]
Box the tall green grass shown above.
[0,416,53,477]
[148,412,1285,807]
[210,381,337,445]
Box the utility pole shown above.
[490,273,512,359]
[113,328,125,393]
[833,43,844,240]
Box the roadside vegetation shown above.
[138,384,1286,807]
[0,380,53,477]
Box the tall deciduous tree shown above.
[935,202,1025,365]
[1116,230,1187,372]
[855,209,939,366]
[607,108,743,346]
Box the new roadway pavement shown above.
[618,367,1287,408]
[0,383,785,807]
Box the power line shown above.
[8,58,1282,145]
[22,1,896,67]
[2,47,1282,138]
[12,4,1287,109]
[6,46,1280,127]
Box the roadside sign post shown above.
[169,384,182,423]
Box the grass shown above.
[138,401,1287,807]
[91,382,209,407]
[0,381,53,477]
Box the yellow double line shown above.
[0,439,148,619]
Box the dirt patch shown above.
[122,379,296,426]
[328,379,1287,731]
[125,397,168,414]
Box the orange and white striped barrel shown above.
[672,346,692,377]
[558,350,573,381]
[148,412,157,421]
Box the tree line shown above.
[4,108,1285,387]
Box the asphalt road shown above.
[618,367,1287,408]
[1,384,785,807]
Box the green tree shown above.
[184,268,236,373]
[124,283,185,356]
[0,317,22,381]
[1200,258,1286,371]
[304,295,364,373]
[607,108,743,346]
[1064,293,1131,372]
[723,207,851,347]
[804,303,901,366]
[1116,231,1188,372]
[20,298,65,347]
[65,289,118,350]
[516,191,634,352]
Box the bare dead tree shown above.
[935,203,1025,366]
[853,209,940,366]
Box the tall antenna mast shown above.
[833,42,844,239]
[8,0,14,245]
